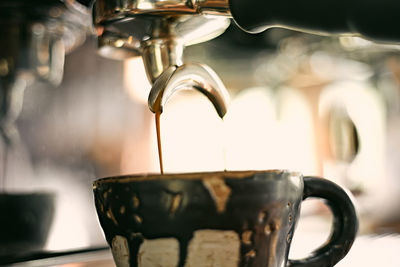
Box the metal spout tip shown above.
[148,63,230,118]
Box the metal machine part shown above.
[94,0,400,42]
[95,10,231,81]
[94,0,231,115]
[0,0,91,87]
[93,0,400,115]
[0,0,91,188]
[148,63,230,118]
[93,0,231,21]
[93,0,398,117]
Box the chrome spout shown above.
[148,63,230,118]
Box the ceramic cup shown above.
[0,192,55,260]
[93,170,357,267]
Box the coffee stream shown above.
[155,112,227,175]
[155,112,164,174]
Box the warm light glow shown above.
[224,87,317,173]
[120,85,317,174]
[160,91,225,173]
[41,169,94,251]
[292,232,400,267]
[124,57,151,104]
[223,88,277,170]
[309,51,372,81]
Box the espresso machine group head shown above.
[93,0,400,117]
[2,0,400,129]
[94,0,232,118]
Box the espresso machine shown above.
[93,0,400,116]
[0,0,92,262]
[0,0,91,184]
[2,0,400,265]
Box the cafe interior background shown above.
[1,2,400,266]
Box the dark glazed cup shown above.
[93,170,357,267]
[0,192,55,259]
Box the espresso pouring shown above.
[155,111,164,174]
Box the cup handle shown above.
[288,176,358,267]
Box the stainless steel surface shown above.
[142,38,184,83]
[94,0,230,85]
[97,30,142,60]
[0,78,26,147]
[148,63,229,118]
[140,17,184,83]
[94,1,232,115]
[97,15,231,61]
[0,2,93,256]
[0,0,91,86]
[94,0,230,24]
[0,0,91,166]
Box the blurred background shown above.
[1,5,400,265]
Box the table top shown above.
[9,234,400,267]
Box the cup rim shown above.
[93,169,301,186]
